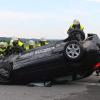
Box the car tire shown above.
[64,40,84,61]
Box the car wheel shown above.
[64,40,83,61]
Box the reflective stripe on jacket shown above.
[70,24,84,30]
[18,41,24,47]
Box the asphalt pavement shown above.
[0,73,99,100]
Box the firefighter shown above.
[35,40,41,48]
[24,43,29,51]
[39,38,48,46]
[67,19,84,33]
[29,40,36,49]
[9,37,24,54]
[0,42,8,56]
[67,19,85,40]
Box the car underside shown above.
[0,30,100,84]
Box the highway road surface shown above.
[0,73,100,100]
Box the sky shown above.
[0,0,100,39]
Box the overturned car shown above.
[0,30,100,84]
